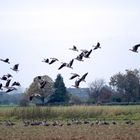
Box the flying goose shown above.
[0,75,8,81]
[5,74,13,78]
[69,73,80,80]
[58,62,67,70]
[49,58,59,64]
[58,59,74,70]
[10,64,19,72]
[29,93,41,101]
[12,81,21,86]
[42,58,49,63]
[69,45,78,51]
[40,81,47,89]
[79,72,88,82]
[129,44,140,53]
[6,87,17,93]
[0,83,2,90]
[92,42,101,50]
[80,49,89,54]
[75,53,84,61]
[0,58,10,64]
[67,59,74,69]
[84,49,92,58]
[72,79,81,88]
[4,79,11,88]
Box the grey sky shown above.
[0,0,140,88]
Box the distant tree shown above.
[89,79,105,103]
[27,75,54,105]
[48,74,69,104]
[109,69,140,102]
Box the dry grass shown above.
[0,122,140,140]
[0,105,140,120]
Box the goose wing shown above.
[85,49,92,58]
[80,72,88,81]
[69,59,74,67]
[133,44,140,51]
[58,63,66,70]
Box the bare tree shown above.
[88,79,105,103]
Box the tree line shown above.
[1,69,140,106]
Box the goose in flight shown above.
[72,72,88,88]
[40,81,47,89]
[72,79,82,88]
[0,58,10,64]
[4,79,11,88]
[12,81,21,86]
[0,83,2,90]
[67,59,74,68]
[42,58,49,63]
[58,62,67,70]
[5,74,13,78]
[29,93,41,101]
[80,72,88,82]
[49,58,59,64]
[10,64,19,72]
[75,53,84,61]
[93,42,101,50]
[84,49,92,58]
[129,44,140,53]
[6,87,17,93]
[69,73,80,80]
[58,59,74,70]
[0,75,8,81]
[69,45,78,51]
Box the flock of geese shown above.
[0,59,20,93]
[0,43,140,95]
[42,42,101,89]
[0,119,134,127]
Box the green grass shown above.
[0,105,140,121]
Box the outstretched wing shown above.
[58,63,66,70]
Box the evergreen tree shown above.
[48,74,69,103]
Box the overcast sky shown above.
[0,0,140,89]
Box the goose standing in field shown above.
[129,44,140,53]
[10,64,19,72]
[49,58,59,64]
[92,42,101,50]
[69,73,80,80]
[29,93,41,101]
[69,45,78,51]
[0,58,10,64]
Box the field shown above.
[0,105,140,140]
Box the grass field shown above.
[0,105,140,140]
[0,105,140,120]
